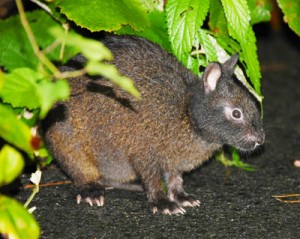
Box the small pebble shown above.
[293,160,300,167]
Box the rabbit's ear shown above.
[222,53,239,76]
[203,62,222,94]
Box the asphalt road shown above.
[11,27,300,238]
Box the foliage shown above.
[0,195,40,239]
[0,145,24,186]
[0,0,298,237]
[0,145,40,239]
[216,149,256,171]
[166,0,210,67]
[277,0,300,36]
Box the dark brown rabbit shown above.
[42,35,264,215]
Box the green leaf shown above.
[220,0,261,94]
[37,79,70,118]
[231,148,255,171]
[213,34,243,56]
[221,0,251,40]
[50,26,140,99]
[209,0,228,35]
[42,0,68,24]
[0,104,33,154]
[247,0,272,25]
[166,0,210,64]
[54,0,150,32]
[216,150,255,171]
[48,27,113,62]
[117,10,172,52]
[0,145,24,186]
[216,151,235,166]
[241,27,261,94]
[86,61,141,98]
[36,146,53,167]
[139,0,164,12]
[277,0,300,36]
[19,109,40,128]
[198,29,218,63]
[1,68,70,118]
[1,68,43,109]
[0,10,77,71]
[0,196,40,239]
[0,71,3,92]
[185,53,205,76]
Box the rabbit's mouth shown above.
[234,130,265,151]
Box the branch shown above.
[16,0,59,76]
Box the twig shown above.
[24,184,39,208]
[42,39,61,55]
[16,0,59,76]
[60,23,69,61]
[58,68,87,79]
[272,194,300,204]
[24,167,42,209]
[30,0,52,14]
[24,180,72,189]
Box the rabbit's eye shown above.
[232,108,242,119]
[223,106,244,122]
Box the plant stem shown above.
[60,23,69,61]
[24,184,39,209]
[15,0,59,76]
[24,167,42,209]
[58,68,87,79]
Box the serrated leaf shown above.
[213,34,243,56]
[247,0,272,25]
[221,0,251,39]
[37,79,70,118]
[0,196,40,239]
[54,0,149,32]
[220,0,261,94]
[0,10,77,71]
[166,0,210,64]
[117,10,172,52]
[0,105,34,154]
[277,0,300,36]
[241,27,261,94]
[198,29,218,63]
[0,145,24,186]
[41,0,68,24]
[86,61,140,98]
[1,68,43,109]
